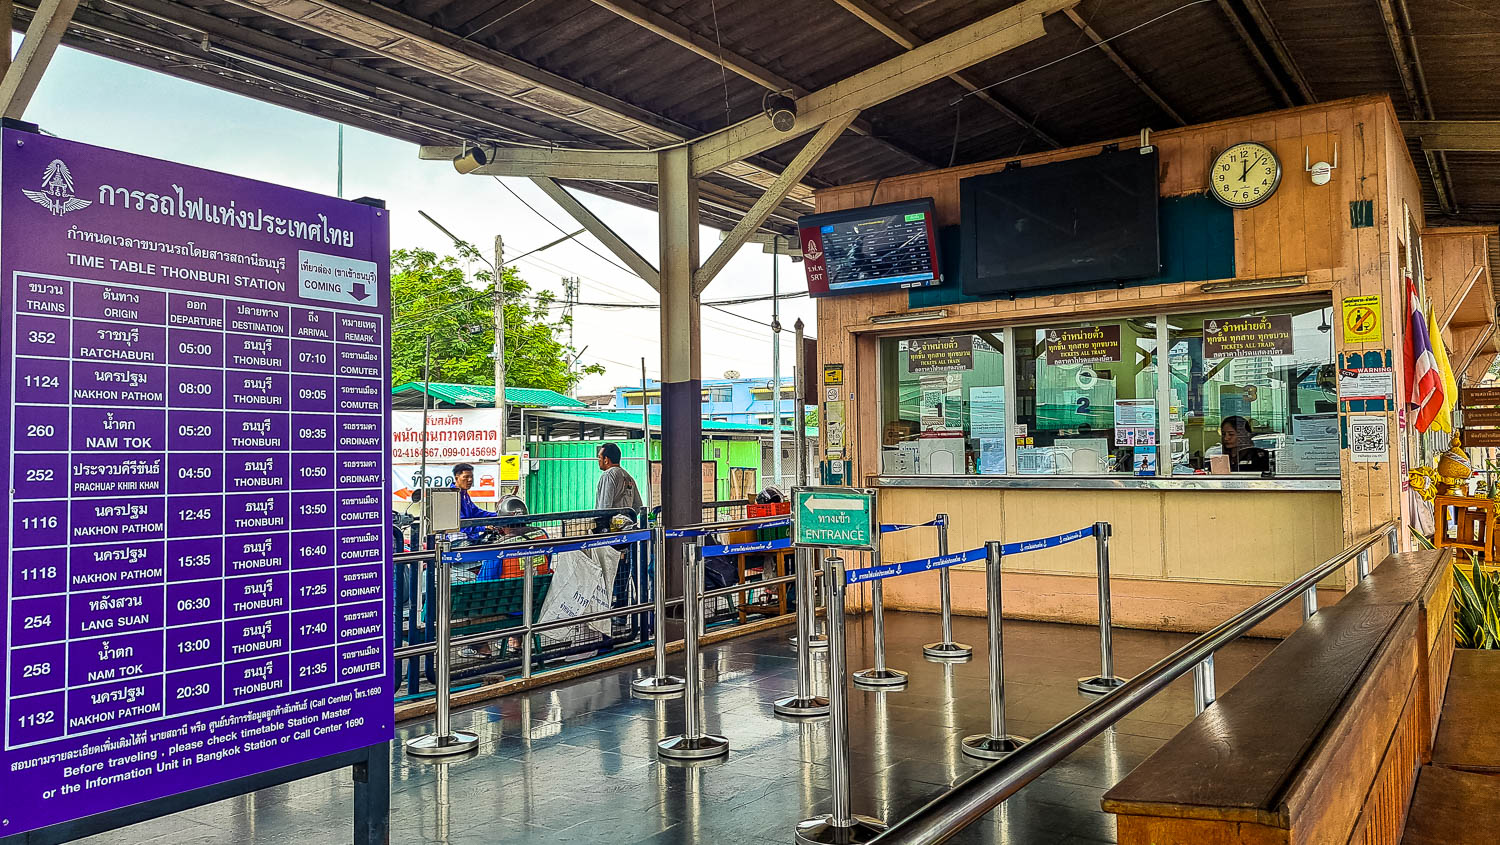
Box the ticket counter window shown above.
[1165,304,1338,476]
[877,333,1005,475]
[1014,320,1158,475]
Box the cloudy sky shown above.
[22,44,816,395]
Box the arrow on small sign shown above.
[350,281,370,301]
[804,497,864,512]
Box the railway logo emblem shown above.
[23,158,92,216]
[803,239,823,261]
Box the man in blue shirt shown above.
[451,463,491,545]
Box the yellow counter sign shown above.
[1343,295,1381,343]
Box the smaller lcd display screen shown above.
[798,198,941,298]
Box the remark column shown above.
[657,145,701,599]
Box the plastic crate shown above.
[748,502,791,518]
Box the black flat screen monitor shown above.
[797,198,941,298]
[960,149,1160,294]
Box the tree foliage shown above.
[389,244,602,392]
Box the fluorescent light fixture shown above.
[870,309,948,325]
[1200,276,1308,294]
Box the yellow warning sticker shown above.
[1342,295,1381,344]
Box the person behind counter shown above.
[1219,415,1271,473]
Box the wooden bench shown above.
[1102,550,1454,845]
[1399,648,1500,845]
[1429,649,1500,775]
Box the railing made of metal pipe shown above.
[393,519,798,663]
[869,519,1400,845]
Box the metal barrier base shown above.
[792,632,830,650]
[960,734,1028,761]
[1077,674,1128,696]
[657,733,730,761]
[773,695,831,718]
[405,731,480,759]
[922,641,973,660]
[794,815,887,845]
[851,668,907,688]
[631,674,686,695]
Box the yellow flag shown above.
[1427,308,1458,433]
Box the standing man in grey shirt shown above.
[595,443,643,528]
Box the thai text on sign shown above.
[0,128,392,837]
[1044,325,1122,365]
[1203,314,1293,359]
[906,335,972,373]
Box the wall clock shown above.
[1210,141,1282,209]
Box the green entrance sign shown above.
[793,487,878,552]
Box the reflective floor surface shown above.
[78,612,1276,844]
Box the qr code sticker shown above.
[1349,416,1387,463]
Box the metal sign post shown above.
[633,523,686,695]
[923,513,972,660]
[793,556,886,845]
[852,547,906,689]
[1078,522,1127,696]
[658,541,730,761]
[961,542,1029,761]
[407,537,481,758]
[774,546,831,717]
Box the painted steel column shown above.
[657,145,702,601]
[0,0,79,118]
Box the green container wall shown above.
[525,436,760,515]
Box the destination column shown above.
[222,301,293,705]
[163,291,228,716]
[8,275,74,745]
[65,281,171,737]
[333,311,387,685]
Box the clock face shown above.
[1210,142,1282,208]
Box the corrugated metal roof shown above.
[390,382,587,408]
[27,0,1500,230]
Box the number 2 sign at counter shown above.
[1,129,392,836]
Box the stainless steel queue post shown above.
[852,547,907,688]
[633,521,686,695]
[773,542,832,717]
[794,556,887,845]
[961,541,1029,761]
[407,532,480,758]
[1193,654,1217,715]
[1078,522,1127,696]
[922,513,972,660]
[789,319,828,650]
[658,539,730,761]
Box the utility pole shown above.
[770,236,783,490]
[336,125,343,198]
[562,276,579,352]
[494,234,507,503]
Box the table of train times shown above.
[0,128,392,836]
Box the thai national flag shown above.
[1403,272,1444,432]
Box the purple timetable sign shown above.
[0,129,392,835]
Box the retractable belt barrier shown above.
[701,537,792,557]
[845,525,1097,585]
[665,516,793,539]
[440,529,653,565]
[879,515,947,534]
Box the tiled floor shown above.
[77,612,1276,844]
